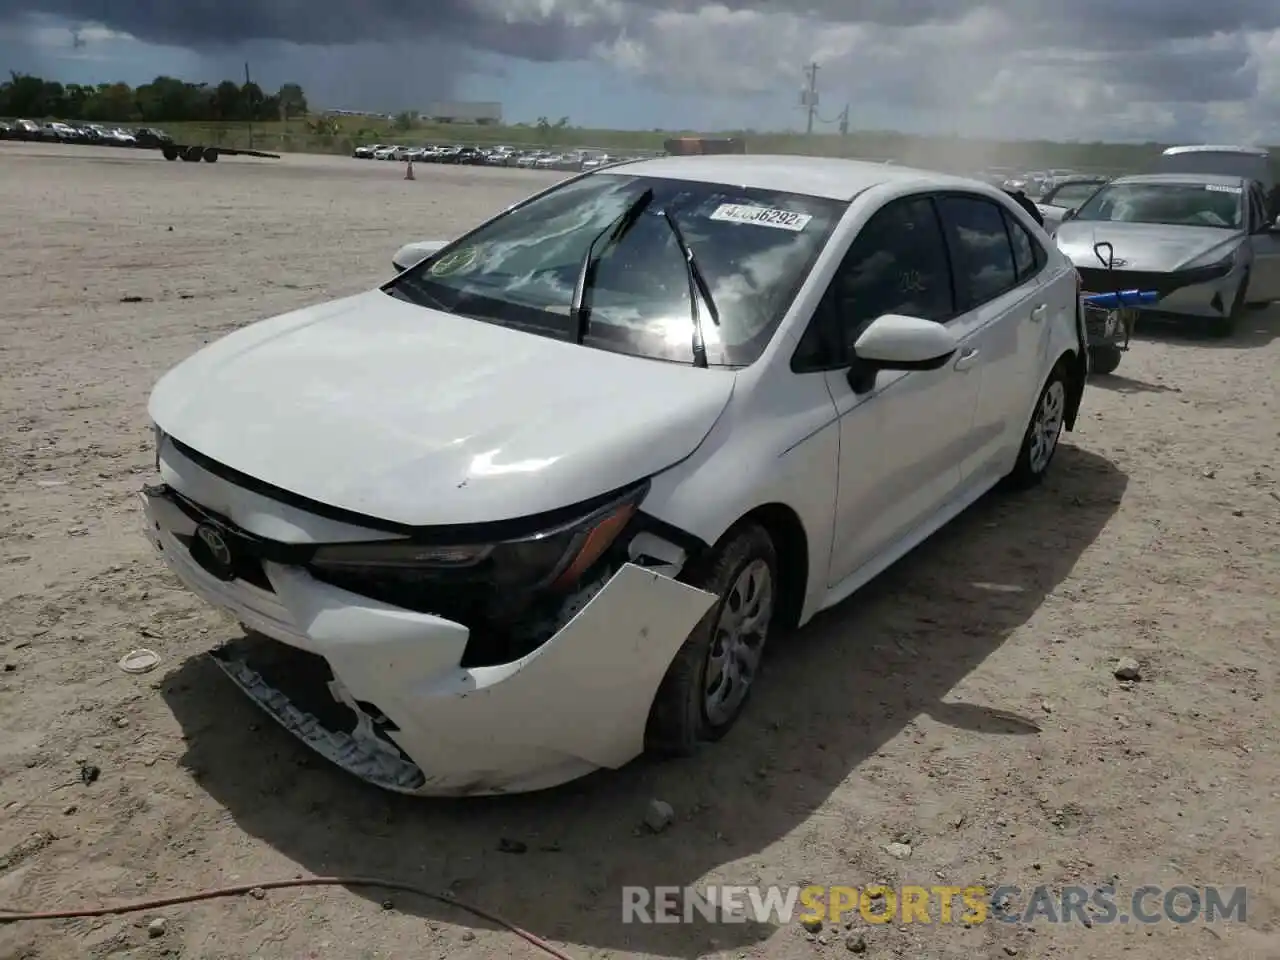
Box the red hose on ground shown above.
[0,875,576,959]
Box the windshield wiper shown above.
[660,207,720,368]
[570,188,654,343]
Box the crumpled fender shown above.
[270,562,717,792]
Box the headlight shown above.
[309,486,644,592]
[1188,245,1242,272]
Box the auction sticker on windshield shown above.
[1204,184,1242,193]
[710,204,812,231]
[429,246,480,276]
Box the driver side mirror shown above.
[1062,208,1077,221]
[392,239,449,273]
[846,314,959,393]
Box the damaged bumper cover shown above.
[140,485,716,796]
[1075,261,1241,320]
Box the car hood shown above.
[1055,220,1245,272]
[148,290,736,527]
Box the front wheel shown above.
[1088,345,1122,376]
[1005,363,1068,489]
[645,523,778,756]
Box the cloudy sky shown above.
[2,1,1279,141]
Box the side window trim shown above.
[1002,207,1047,282]
[924,194,962,323]
[790,191,957,373]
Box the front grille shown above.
[306,566,494,621]
[1076,261,1231,299]
[177,532,273,590]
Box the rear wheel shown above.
[202,147,219,163]
[162,145,178,161]
[645,523,777,755]
[1005,363,1068,489]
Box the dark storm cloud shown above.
[0,0,616,56]
[2,0,1278,70]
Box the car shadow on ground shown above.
[161,443,1125,958]
[1131,304,1280,349]
[1088,372,1179,394]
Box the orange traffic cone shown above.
[404,159,415,181]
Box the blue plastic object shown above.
[1082,289,1158,307]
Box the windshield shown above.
[385,173,845,366]
[1046,181,1105,208]
[1072,181,1243,229]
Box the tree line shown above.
[0,73,309,123]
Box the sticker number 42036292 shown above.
[710,203,813,231]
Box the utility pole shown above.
[803,62,819,135]
[839,104,849,136]
[244,62,254,150]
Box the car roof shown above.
[1162,144,1269,158]
[1051,174,1109,183]
[598,154,988,201]
[1113,172,1249,187]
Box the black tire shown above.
[1088,345,1122,376]
[1005,361,1069,489]
[645,522,778,756]
[162,145,178,161]
[202,147,218,163]
[182,145,202,162]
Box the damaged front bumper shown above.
[139,484,716,796]
[1075,260,1245,323]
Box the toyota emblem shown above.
[194,523,235,579]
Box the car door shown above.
[934,193,1050,491]
[1245,182,1280,303]
[793,194,982,588]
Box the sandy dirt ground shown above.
[0,141,1277,960]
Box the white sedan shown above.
[142,155,1087,796]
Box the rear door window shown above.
[937,195,1019,308]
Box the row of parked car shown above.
[969,167,1114,232]
[0,118,171,146]
[353,142,649,172]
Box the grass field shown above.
[158,117,1280,177]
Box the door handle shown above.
[1030,304,1048,322]
[953,347,980,371]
